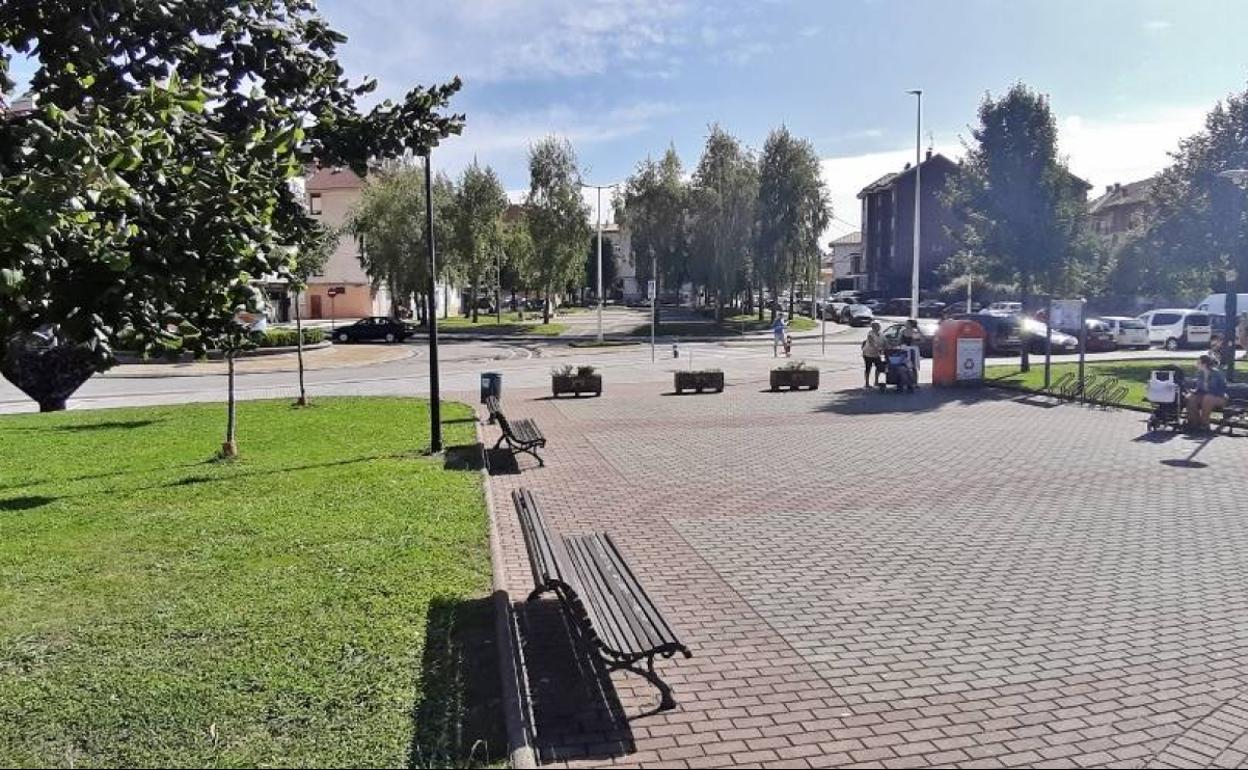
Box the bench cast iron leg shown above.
[612,655,676,712]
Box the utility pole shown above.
[1218,169,1248,382]
[424,152,442,453]
[582,182,619,343]
[907,89,923,320]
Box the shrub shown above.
[258,327,325,348]
[575,365,597,378]
[778,360,817,371]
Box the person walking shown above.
[772,313,787,357]
[862,322,885,388]
[1186,354,1229,431]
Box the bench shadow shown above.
[444,443,485,472]
[518,599,637,764]
[484,448,522,476]
[407,596,505,769]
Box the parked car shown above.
[839,302,875,326]
[986,301,1023,315]
[1050,317,1118,352]
[951,313,1024,355]
[1020,318,1079,354]
[823,291,860,321]
[917,299,947,318]
[880,297,913,316]
[1137,309,1213,350]
[1100,316,1151,350]
[331,317,412,344]
[880,319,939,357]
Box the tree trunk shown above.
[758,285,765,322]
[221,351,238,458]
[788,282,795,319]
[543,289,551,325]
[471,271,479,323]
[294,291,308,407]
[1020,279,1031,373]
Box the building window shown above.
[309,193,323,215]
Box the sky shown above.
[7,0,1247,240]
[313,0,1248,239]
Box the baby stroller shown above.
[1145,367,1185,431]
[879,348,916,393]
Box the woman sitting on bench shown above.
[1186,354,1228,432]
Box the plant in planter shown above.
[770,360,820,391]
[551,364,602,397]
[674,368,725,394]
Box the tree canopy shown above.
[756,126,829,318]
[946,84,1089,302]
[688,125,758,318]
[619,146,689,314]
[452,161,508,322]
[525,136,590,323]
[0,0,463,408]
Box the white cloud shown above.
[817,105,1208,242]
[1143,19,1172,31]
[331,0,695,85]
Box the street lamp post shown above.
[424,152,442,453]
[1218,168,1248,383]
[907,89,923,321]
[582,182,619,343]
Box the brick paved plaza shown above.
[483,361,1248,769]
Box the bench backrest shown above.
[512,488,570,591]
[486,396,518,437]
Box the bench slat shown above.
[564,536,652,656]
[597,533,683,648]
[513,489,565,590]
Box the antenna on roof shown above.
[927,131,935,154]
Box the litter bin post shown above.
[480,372,502,421]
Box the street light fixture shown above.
[1218,169,1248,381]
[582,181,620,343]
[906,89,923,321]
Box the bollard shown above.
[672,340,679,358]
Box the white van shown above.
[1136,309,1213,350]
[1101,316,1150,350]
[1196,293,1248,317]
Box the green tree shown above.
[756,127,829,320]
[619,146,688,325]
[946,84,1089,309]
[453,162,508,323]
[584,235,617,301]
[526,137,591,324]
[0,1,463,430]
[501,215,536,314]
[689,125,758,320]
[1135,87,1248,300]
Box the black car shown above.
[331,317,412,343]
[950,313,1024,355]
[881,319,939,357]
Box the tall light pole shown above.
[582,182,619,343]
[424,152,442,453]
[907,89,923,320]
[1218,168,1248,382]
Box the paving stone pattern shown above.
[481,368,1248,769]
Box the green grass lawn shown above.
[0,398,501,768]
[437,312,567,336]
[986,358,1200,405]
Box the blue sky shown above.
[318,0,1248,236]
[8,0,1248,237]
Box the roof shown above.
[828,231,863,247]
[857,153,958,198]
[306,166,366,192]
[1089,177,1155,215]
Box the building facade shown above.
[302,167,391,320]
[825,231,865,292]
[858,151,961,296]
[1088,177,1155,248]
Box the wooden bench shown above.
[485,396,546,467]
[512,488,691,710]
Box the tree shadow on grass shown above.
[0,495,55,512]
[52,419,165,432]
[408,596,505,769]
[444,444,485,472]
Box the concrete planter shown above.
[770,368,820,391]
[551,374,602,398]
[674,370,724,394]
